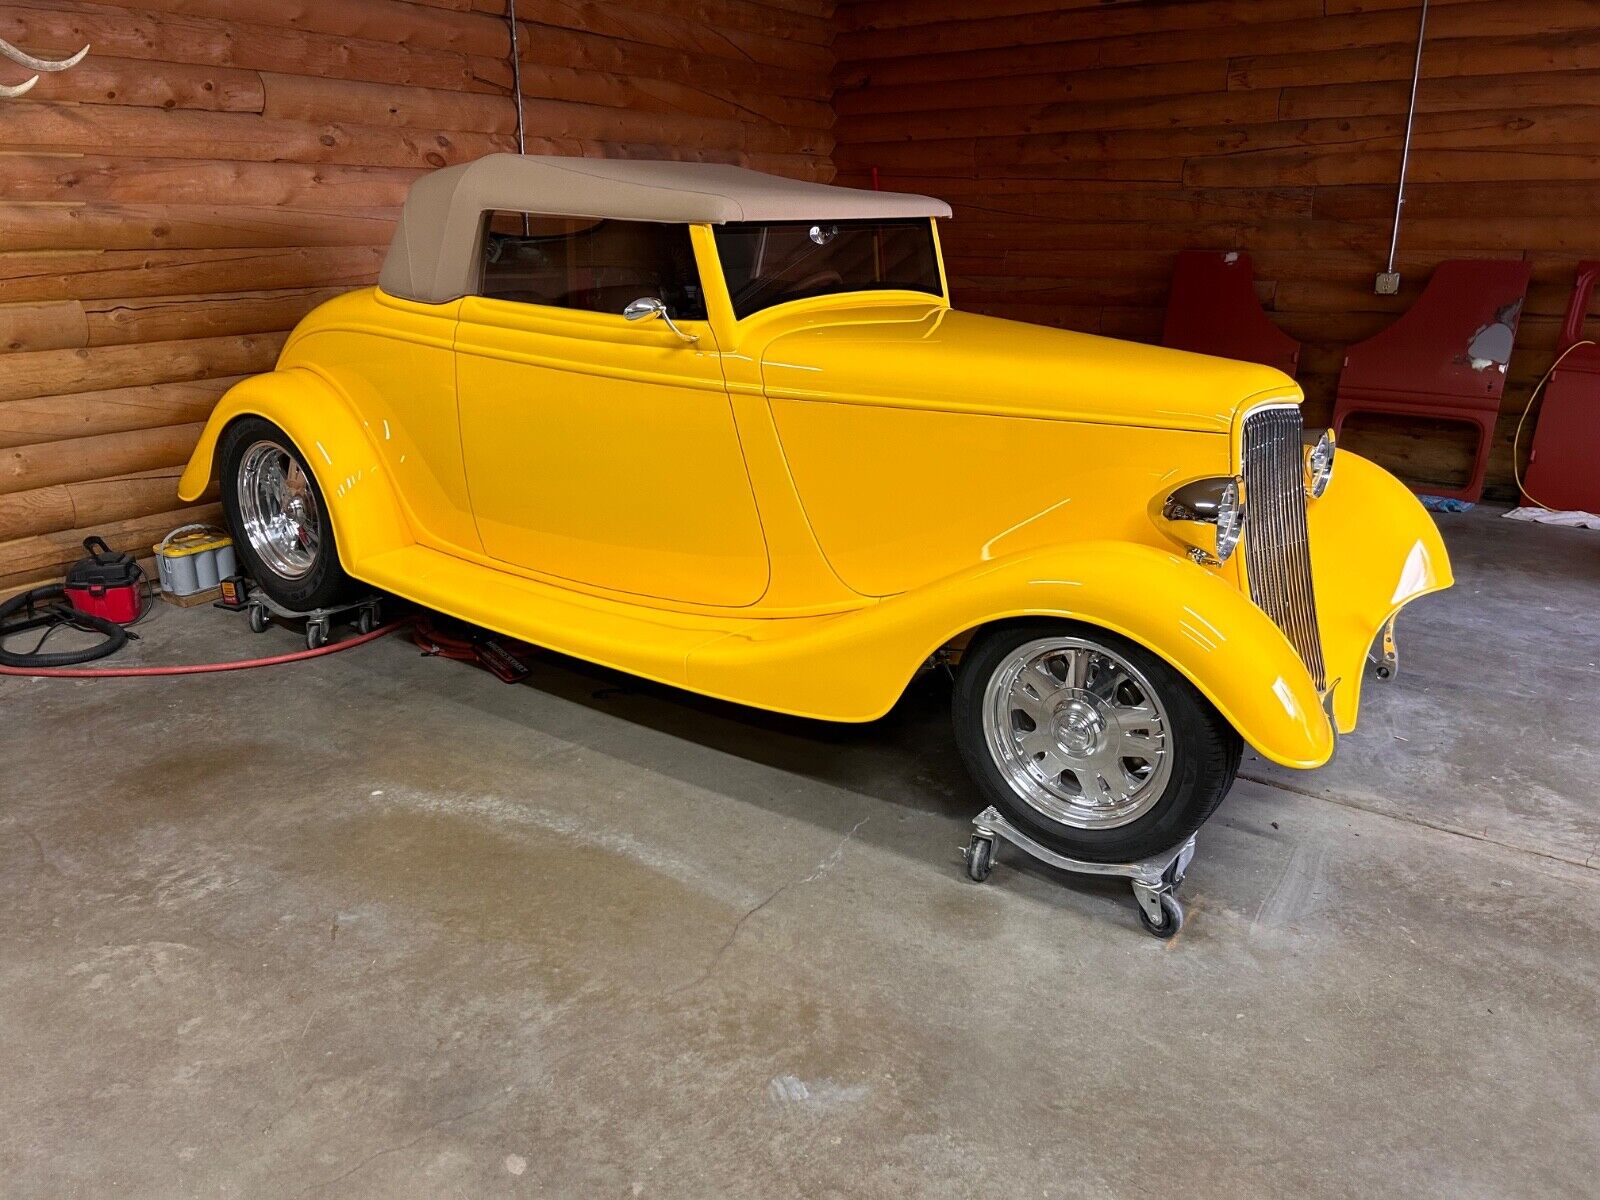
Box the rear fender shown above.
[178,369,411,567]
[687,540,1333,767]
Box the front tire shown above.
[219,416,351,612]
[953,621,1241,863]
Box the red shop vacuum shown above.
[0,536,147,668]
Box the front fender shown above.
[1308,451,1453,733]
[688,540,1334,767]
[178,368,411,567]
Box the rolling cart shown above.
[963,806,1197,939]
[242,589,383,649]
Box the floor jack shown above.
[963,806,1197,939]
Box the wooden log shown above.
[83,289,341,349]
[0,378,238,449]
[511,5,832,74]
[0,301,89,355]
[1279,69,1600,122]
[834,139,1189,181]
[261,71,512,134]
[0,289,338,355]
[839,7,1600,89]
[946,186,1316,224]
[0,102,515,170]
[0,466,217,542]
[508,96,831,157]
[498,25,830,102]
[738,0,835,22]
[836,0,1324,60]
[1185,144,1600,189]
[836,90,1280,145]
[111,0,509,58]
[0,423,206,497]
[1229,30,1600,92]
[0,333,286,405]
[0,502,224,582]
[0,246,387,304]
[1312,180,1600,221]
[0,203,400,253]
[21,52,265,112]
[0,2,494,93]
[835,58,1229,118]
[841,0,1148,34]
[946,213,1590,256]
[516,63,833,130]
[2,158,421,209]
[972,106,1600,171]
[111,0,835,62]
[498,0,835,45]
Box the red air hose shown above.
[0,618,412,678]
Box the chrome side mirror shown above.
[623,296,698,344]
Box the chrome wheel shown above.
[236,440,321,580]
[981,637,1173,830]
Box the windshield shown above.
[714,218,943,318]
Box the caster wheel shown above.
[356,605,377,635]
[964,836,994,883]
[306,622,329,650]
[248,605,269,634]
[1137,892,1183,939]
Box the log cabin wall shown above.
[831,0,1600,497]
[0,0,836,593]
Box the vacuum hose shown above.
[0,585,127,668]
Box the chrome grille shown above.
[1241,406,1326,690]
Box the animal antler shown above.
[0,38,90,99]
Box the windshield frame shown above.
[709,216,948,321]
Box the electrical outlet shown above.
[1374,271,1401,295]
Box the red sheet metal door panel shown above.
[1333,259,1531,503]
[1523,262,1600,512]
[1161,250,1301,378]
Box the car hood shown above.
[755,303,1298,433]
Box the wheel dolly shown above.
[963,806,1197,938]
[237,587,383,650]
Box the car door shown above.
[453,212,769,607]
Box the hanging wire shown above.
[507,0,526,156]
[506,0,530,236]
[1384,0,1429,277]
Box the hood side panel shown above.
[770,397,1230,597]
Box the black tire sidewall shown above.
[219,416,351,612]
[953,620,1238,863]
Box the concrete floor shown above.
[2,507,1597,1198]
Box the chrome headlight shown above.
[1158,476,1245,566]
[1305,429,1335,499]
[1213,478,1244,560]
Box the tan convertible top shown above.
[378,154,952,305]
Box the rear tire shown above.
[953,620,1241,863]
[219,416,352,613]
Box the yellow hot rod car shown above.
[179,154,1451,865]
